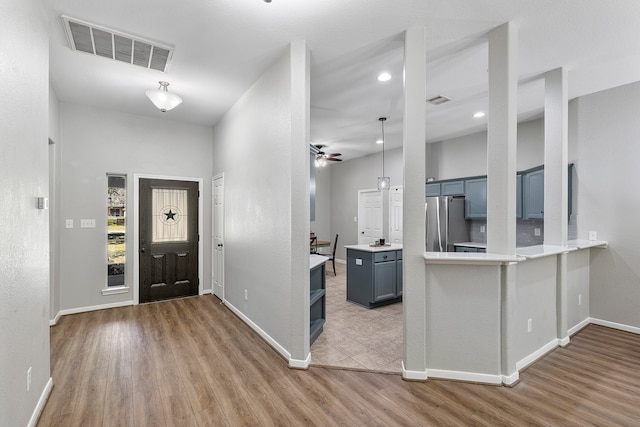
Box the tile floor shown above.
[310,260,403,373]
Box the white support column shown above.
[557,252,570,346]
[500,263,519,385]
[402,26,428,381]
[487,22,518,256]
[544,67,570,346]
[544,67,569,246]
[487,22,519,386]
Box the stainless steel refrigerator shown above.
[425,196,470,252]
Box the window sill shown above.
[102,286,130,296]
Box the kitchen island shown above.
[344,244,403,308]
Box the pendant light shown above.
[377,117,390,190]
[145,81,182,112]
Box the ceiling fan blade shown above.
[327,153,342,157]
[326,157,342,162]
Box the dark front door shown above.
[139,178,199,303]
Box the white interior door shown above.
[358,189,383,245]
[213,175,225,300]
[389,186,403,244]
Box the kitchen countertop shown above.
[427,239,608,264]
[310,254,329,270]
[344,243,403,252]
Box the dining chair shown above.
[310,235,318,254]
[327,234,338,276]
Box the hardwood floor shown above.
[39,295,640,426]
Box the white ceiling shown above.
[47,0,640,161]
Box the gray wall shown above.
[572,81,640,327]
[212,43,310,359]
[0,0,51,425]
[57,103,213,312]
[429,118,546,180]
[49,85,62,322]
[330,147,403,261]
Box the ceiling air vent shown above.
[61,16,174,73]
[426,95,451,105]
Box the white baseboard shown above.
[202,288,213,295]
[568,317,591,337]
[590,317,640,335]
[427,368,503,385]
[28,377,53,427]
[516,338,559,371]
[502,371,520,386]
[56,300,133,319]
[224,301,292,362]
[401,361,428,381]
[49,311,61,326]
[335,258,346,265]
[290,352,311,369]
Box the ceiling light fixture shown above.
[473,111,486,118]
[145,81,182,112]
[377,72,392,82]
[377,117,390,190]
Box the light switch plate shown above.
[65,219,73,229]
[80,219,96,228]
[589,231,597,241]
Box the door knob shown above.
[361,231,364,234]
[140,247,146,253]
[217,244,223,247]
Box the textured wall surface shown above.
[0,0,51,425]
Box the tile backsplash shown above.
[470,219,545,247]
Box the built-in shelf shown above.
[310,254,327,345]
[310,289,325,306]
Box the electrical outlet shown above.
[27,367,32,392]
[65,219,74,229]
[589,231,597,241]
[578,294,582,306]
[244,289,248,301]
[527,319,532,333]
[356,258,363,266]
[534,227,541,236]
[480,225,486,233]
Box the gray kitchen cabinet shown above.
[441,180,465,196]
[464,177,487,219]
[426,182,440,197]
[346,248,402,308]
[309,261,326,344]
[523,167,544,219]
[396,252,403,296]
[516,173,523,219]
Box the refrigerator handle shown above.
[436,198,443,252]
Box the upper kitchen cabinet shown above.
[441,180,465,196]
[464,177,487,219]
[426,182,440,197]
[522,166,544,219]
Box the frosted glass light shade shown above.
[378,176,390,190]
[145,81,182,112]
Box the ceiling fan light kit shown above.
[313,144,342,167]
[146,81,182,112]
[377,117,390,190]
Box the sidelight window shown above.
[107,174,126,287]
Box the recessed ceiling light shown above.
[377,72,392,82]
[473,111,486,118]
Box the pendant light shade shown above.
[146,81,182,112]
[377,117,390,190]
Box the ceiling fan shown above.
[314,144,342,167]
